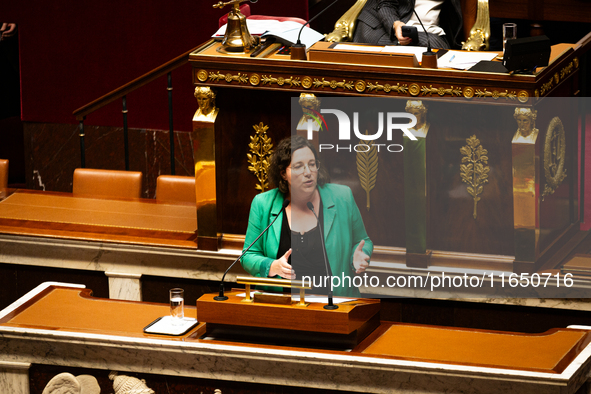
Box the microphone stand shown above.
[306,202,338,310]
[214,199,290,301]
[412,9,437,69]
[290,0,339,60]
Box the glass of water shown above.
[503,23,517,54]
[169,288,184,325]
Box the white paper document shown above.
[438,50,498,70]
[213,19,304,38]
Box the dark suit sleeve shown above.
[375,0,401,38]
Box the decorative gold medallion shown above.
[302,76,313,89]
[542,117,567,199]
[249,73,261,86]
[355,80,367,93]
[356,134,379,211]
[463,87,475,99]
[197,69,208,82]
[247,122,274,193]
[460,135,489,219]
[409,83,420,96]
[517,90,529,103]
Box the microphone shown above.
[411,9,437,69]
[214,199,290,301]
[306,201,338,310]
[290,0,339,60]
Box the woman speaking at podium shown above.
[240,135,373,297]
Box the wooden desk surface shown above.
[0,189,198,248]
[1,284,589,375]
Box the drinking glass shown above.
[503,23,517,54]
[169,288,184,325]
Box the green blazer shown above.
[241,183,373,297]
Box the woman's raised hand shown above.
[269,249,295,279]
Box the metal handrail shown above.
[72,45,200,171]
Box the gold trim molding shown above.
[195,68,531,100]
[460,135,490,219]
[542,117,567,199]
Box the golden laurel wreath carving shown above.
[542,117,567,200]
[460,135,490,219]
[247,122,273,193]
[356,134,379,211]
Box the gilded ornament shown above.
[355,80,366,92]
[542,117,567,199]
[463,87,475,99]
[475,88,516,100]
[366,82,408,94]
[249,73,261,86]
[247,122,274,193]
[208,71,249,84]
[409,83,420,96]
[560,62,574,79]
[194,86,218,121]
[540,79,553,96]
[574,57,579,68]
[517,90,529,103]
[421,85,462,97]
[197,69,208,82]
[260,75,301,87]
[535,89,539,98]
[357,133,379,211]
[554,73,560,84]
[460,135,489,219]
[302,76,313,89]
[513,107,538,142]
[296,94,322,133]
[313,78,354,90]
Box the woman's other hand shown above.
[269,249,295,279]
[353,240,370,274]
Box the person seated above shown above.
[353,0,463,49]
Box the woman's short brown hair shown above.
[269,135,329,194]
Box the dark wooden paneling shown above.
[427,102,515,255]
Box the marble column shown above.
[0,361,30,394]
[105,272,142,301]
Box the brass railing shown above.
[72,45,200,172]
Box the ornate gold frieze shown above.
[366,82,408,94]
[261,75,301,87]
[208,71,249,84]
[313,78,354,90]
[356,134,379,211]
[542,117,566,199]
[460,135,490,219]
[421,85,462,97]
[475,89,517,100]
[247,122,274,193]
[538,59,579,97]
